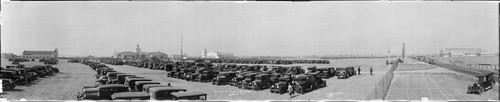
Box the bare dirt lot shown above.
[1,58,390,100]
[1,59,97,100]
[386,58,499,100]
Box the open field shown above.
[386,58,498,100]
[0,59,97,100]
[1,58,390,100]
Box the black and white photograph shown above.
[0,2,499,101]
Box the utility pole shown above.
[402,43,406,63]
[181,34,184,62]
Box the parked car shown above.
[248,74,272,90]
[0,70,26,85]
[211,72,237,85]
[142,84,169,93]
[270,77,291,94]
[240,73,259,89]
[171,91,207,100]
[125,78,152,91]
[2,79,16,91]
[149,87,187,100]
[292,74,326,94]
[467,72,496,94]
[134,81,161,92]
[77,84,129,100]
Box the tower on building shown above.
[135,44,142,54]
[202,48,207,58]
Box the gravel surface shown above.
[1,59,97,100]
[386,58,499,100]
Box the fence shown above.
[365,60,400,100]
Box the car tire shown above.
[5,85,14,90]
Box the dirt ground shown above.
[386,58,499,100]
[1,59,97,100]
[0,58,390,100]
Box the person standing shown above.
[357,66,361,75]
[370,66,373,75]
[288,84,295,97]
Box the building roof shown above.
[23,51,55,55]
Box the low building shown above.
[171,54,188,60]
[201,49,235,59]
[19,49,58,59]
[440,48,482,57]
[113,45,168,60]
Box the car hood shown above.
[83,88,99,93]
[81,93,100,100]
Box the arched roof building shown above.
[113,45,168,60]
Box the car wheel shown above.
[5,85,14,90]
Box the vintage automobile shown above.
[134,81,161,92]
[142,84,169,93]
[96,70,116,79]
[270,76,291,94]
[230,72,249,86]
[1,70,26,85]
[111,92,150,100]
[293,74,327,94]
[77,84,129,100]
[317,67,334,78]
[467,72,496,94]
[171,91,207,100]
[2,79,16,91]
[44,59,58,65]
[306,66,317,73]
[212,72,237,85]
[2,68,31,84]
[346,66,356,76]
[116,74,136,84]
[106,72,126,84]
[111,86,201,100]
[150,87,187,100]
[195,70,219,82]
[240,73,259,89]
[45,65,60,73]
[125,78,152,91]
[336,67,355,79]
[68,59,80,63]
[248,74,272,90]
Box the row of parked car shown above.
[203,59,330,64]
[116,58,362,95]
[1,63,60,91]
[77,60,208,100]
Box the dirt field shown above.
[0,58,390,100]
[386,58,499,100]
[0,59,97,100]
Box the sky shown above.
[1,2,498,57]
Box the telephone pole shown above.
[180,34,184,62]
